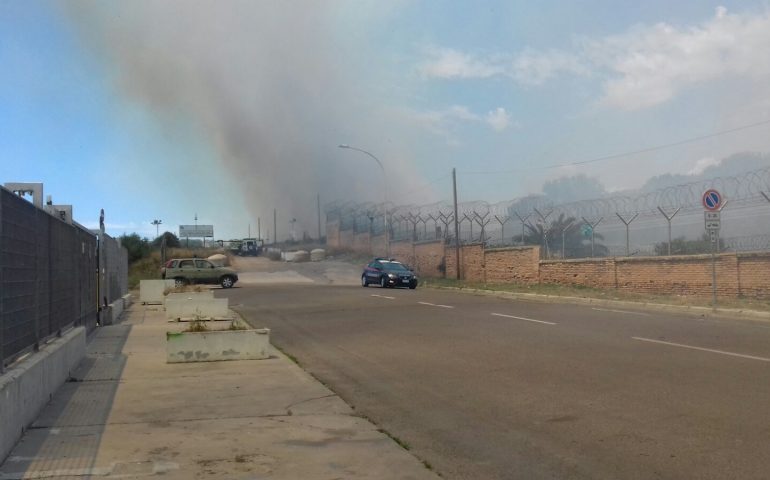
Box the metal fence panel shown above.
[1,188,98,369]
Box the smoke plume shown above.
[64,1,425,238]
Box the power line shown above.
[462,118,770,175]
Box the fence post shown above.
[582,217,603,257]
[533,208,553,258]
[494,215,510,246]
[0,194,4,373]
[34,210,41,351]
[657,207,681,256]
[615,213,639,256]
[513,211,531,245]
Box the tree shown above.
[119,233,151,263]
[542,175,606,204]
[524,213,608,258]
[152,231,181,248]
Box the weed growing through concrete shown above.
[186,312,209,332]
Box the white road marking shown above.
[418,301,455,309]
[592,307,650,317]
[491,313,557,325]
[370,294,395,300]
[632,337,770,363]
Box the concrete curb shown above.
[0,327,86,464]
[427,286,770,322]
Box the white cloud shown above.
[418,47,503,79]
[419,46,585,85]
[485,107,512,131]
[419,7,770,110]
[405,105,514,144]
[591,7,770,110]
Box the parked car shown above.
[161,258,239,288]
[362,258,418,289]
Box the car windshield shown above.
[381,261,409,272]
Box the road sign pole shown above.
[711,236,717,310]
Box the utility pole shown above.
[317,193,322,241]
[452,168,461,280]
[274,208,277,245]
[258,217,261,241]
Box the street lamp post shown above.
[339,144,390,256]
[151,219,162,238]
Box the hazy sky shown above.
[2,1,770,239]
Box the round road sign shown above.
[702,189,722,211]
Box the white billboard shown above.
[179,225,214,237]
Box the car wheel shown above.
[409,281,417,290]
[361,275,369,287]
[174,277,187,288]
[380,276,387,288]
[220,275,235,289]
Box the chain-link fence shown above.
[1,187,98,372]
[326,167,770,259]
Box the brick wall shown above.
[326,220,770,298]
[540,258,616,289]
[446,245,458,279]
[459,244,485,282]
[615,255,739,297]
[413,241,445,277]
[353,232,371,254]
[339,228,353,251]
[371,234,387,257]
[737,252,770,298]
[327,221,340,248]
[485,246,541,284]
[390,240,414,265]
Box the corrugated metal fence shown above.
[1,187,99,372]
[100,232,128,307]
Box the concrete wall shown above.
[101,294,133,326]
[0,327,86,463]
[139,279,176,304]
[165,298,230,320]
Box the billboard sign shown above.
[179,225,214,237]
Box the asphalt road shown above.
[223,282,770,480]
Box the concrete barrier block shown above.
[165,298,229,320]
[166,328,270,363]
[140,280,176,304]
[0,327,86,464]
[164,292,214,307]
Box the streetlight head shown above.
[338,144,350,149]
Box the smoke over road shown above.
[64,1,426,238]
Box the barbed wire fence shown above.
[325,167,770,259]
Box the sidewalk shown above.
[0,304,438,479]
